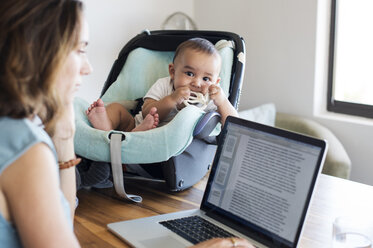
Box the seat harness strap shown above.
[110,133,142,203]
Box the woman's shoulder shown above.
[0,117,56,171]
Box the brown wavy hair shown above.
[0,0,83,135]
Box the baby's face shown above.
[169,49,221,95]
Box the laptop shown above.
[108,116,328,248]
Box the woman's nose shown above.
[81,58,93,76]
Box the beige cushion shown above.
[275,112,351,179]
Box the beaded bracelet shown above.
[59,157,81,170]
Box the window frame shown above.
[327,0,373,118]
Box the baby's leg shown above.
[107,103,136,132]
[132,107,159,132]
[86,99,135,132]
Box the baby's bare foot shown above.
[132,107,159,132]
[86,99,113,131]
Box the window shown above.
[328,0,373,118]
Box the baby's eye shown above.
[203,77,211,82]
[185,71,194,77]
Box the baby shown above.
[87,37,238,132]
[136,37,238,126]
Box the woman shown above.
[0,0,252,247]
[0,0,90,246]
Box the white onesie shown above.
[134,76,217,126]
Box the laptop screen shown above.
[201,116,327,248]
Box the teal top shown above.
[0,117,72,247]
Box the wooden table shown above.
[74,174,373,247]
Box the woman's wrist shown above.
[52,137,75,162]
[58,156,81,170]
[54,138,79,170]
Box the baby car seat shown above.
[74,30,245,202]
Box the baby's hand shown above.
[208,84,226,107]
[171,86,190,105]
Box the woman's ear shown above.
[168,63,175,81]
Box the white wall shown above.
[78,0,194,103]
[195,0,373,185]
[196,0,317,115]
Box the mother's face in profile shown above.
[55,18,92,105]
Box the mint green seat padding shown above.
[102,49,174,102]
[74,97,205,163]
[101,46,232,103]
[74,43,233,163]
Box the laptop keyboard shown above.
[159,215,235,244]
